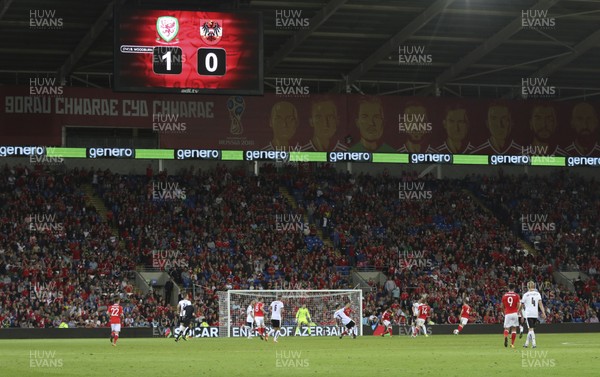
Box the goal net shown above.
[218,290,362,338]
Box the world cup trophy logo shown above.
[227,96,245,135]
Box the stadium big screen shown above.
[113,5,263,95]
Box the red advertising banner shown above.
[1,86,599,156]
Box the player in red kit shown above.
[381,308,393,337]
[502,283,520,348]
[254,299,268,341]
[454,297,471,335]
[413,300,431,337]
[108,298,124,346]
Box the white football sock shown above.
[177,324,185,338]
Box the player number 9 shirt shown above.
[502,292,520,314]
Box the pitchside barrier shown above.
[0,327,152,339]
[362,323,600,336]
[0,323,598,339]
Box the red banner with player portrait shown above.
[1,86,599,156]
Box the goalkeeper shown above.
[294,304,312,336]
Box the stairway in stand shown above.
[81,183,120,238]
[462,188,537,256]
[278,186,333,247]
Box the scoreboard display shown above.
[114,5,263,95]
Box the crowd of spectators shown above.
[91,163,350,327]
[288,168,598,325]
[0,164,171,328]
[0,163,597,330]
[474,171,599,275]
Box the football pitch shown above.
[0,333,598,377]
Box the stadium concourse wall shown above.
[1,156,600,179]
[1,324,599,339]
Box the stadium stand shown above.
[0,163,597,328]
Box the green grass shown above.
[0,333,599,377]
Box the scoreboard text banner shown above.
[1,86,599,157]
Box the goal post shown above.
[219,289,363,338]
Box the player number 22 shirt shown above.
[108,304,123,324]
[460,304,471,319]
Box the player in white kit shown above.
[334,303,357,339]
[269,298,284,342]
[175,293,192,341]
[245,299,256,339]
[520,281,547,348]
[411,297,423,336]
